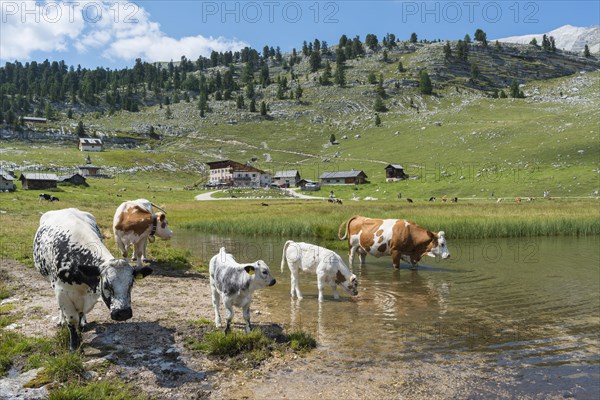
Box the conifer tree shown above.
[419,70,433,95]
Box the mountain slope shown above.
[497,25,600,53]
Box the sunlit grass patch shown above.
[48,379,147,400]
[285,330,317,352]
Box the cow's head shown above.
[154,212,173,240]
[426,231,451,259]
[335,270,359,296]
[80,260,152,321]
[245,260,276,289]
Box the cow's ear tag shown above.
[244,265,255,275]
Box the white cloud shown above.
[0,0,85,60]
[0,0,248,63]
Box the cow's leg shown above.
[358,248,367,266]
[391,250,402,269]
[133,241,144,267]
[290,266,302,300]
[331,283,340,300]
[55,287,82,352]
[140,238,149,263]
[348,246,357,266]
[223,298,235,334]
[242,300,252,333]
[317,274,325,302]
[211,286,222,328]
[67,323,81,353]
[116,236,128,259]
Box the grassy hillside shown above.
[1,42,599,199]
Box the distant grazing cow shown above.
[338,216,450,269]
[281,240,358,302]
[33,208,152,352]
[451,197,458,203]
[113,199,172,266]
[328,198,343,205]
[515,197,522,203]
[406,198,413,203]
[496,198,503,203]
[38,193,59,203]
[428,197,436,202]
[209,247,276,333]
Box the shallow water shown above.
[175,233,600,398]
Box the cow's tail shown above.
[338,216,358,240]
[150,203,167,215]
[281,240,293,273]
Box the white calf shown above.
[209,247,276,333]
[281,240,358,302]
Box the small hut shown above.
[19,173,58,190]
[58,173,87,186]
[384,164,408,181]
[0,169,17,191]
[319,170,368,185]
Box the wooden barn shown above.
[19,173,58,190]
[58,173,87,186]
[319,170,368,185]
[384,164,408,181]
[0,169,17,191]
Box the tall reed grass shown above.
[182,201,600,239]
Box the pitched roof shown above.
[0,169,16,180]
[273,170,299,178]
[207,160,266,174]
[385,164,404,170]
[319,170,367,179]
[79,138,103,145]
[58,174,86,182]
[20,173,58,181]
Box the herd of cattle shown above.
[32,199,450,351]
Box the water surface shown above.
[175,233,600,398]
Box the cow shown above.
[112,199,173,266]
[33,208,152,352]
[338,216,450,269]
[281,240,358,302]
[209,247,276,333]
[406,198,414,203]
[38,193,59,202]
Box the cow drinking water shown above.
[33,208,152,352]
[338,215,450,269]
[281,240,358,302]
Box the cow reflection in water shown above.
[287,267,450,349]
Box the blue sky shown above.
[1,1,599,68]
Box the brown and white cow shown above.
[338,216,450,269]
[113,199,173,266]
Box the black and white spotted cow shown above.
[209,247,276,333]
[38,193,59,202]
[33,208,152,352]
